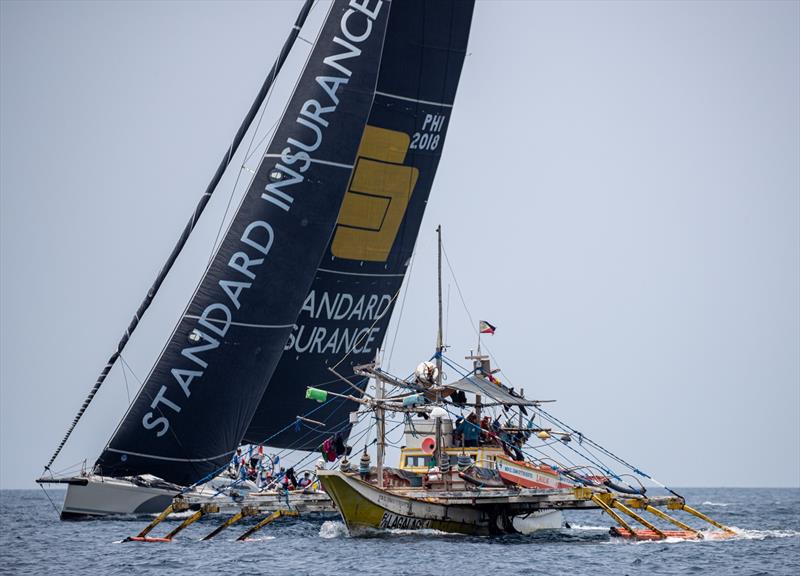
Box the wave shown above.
[729,527,800,541]
[318,520,348,539]
[701,501,731,507]
[569,524,609,531]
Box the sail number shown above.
[409,113,447,151]
[410,132,439,151]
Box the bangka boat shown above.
[309,228,737,540]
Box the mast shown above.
[375,376,385,489]
[44,0,316,473]
[435,225,444,469]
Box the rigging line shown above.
[270,397,358,459]
[241,118,281,166]
[206,0,324,261]
[533,404,667,489]
[43,0,318,473]
[532,410,623,480]
[187,393,344,490]
[113,354,206,481]
[93,1,331,469]
[385,249,417,371]
[440,240,477,339]
[445,283,450,350]
[308,374,367,390]
[39,484,61,519]
[119,354,131,406]
[531,410,647,486]
[331,281,405,371]
[440,241,516,389]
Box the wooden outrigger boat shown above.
[310,227,738,541]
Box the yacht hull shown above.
[60,476,177,519]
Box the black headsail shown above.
[43,0,316,474]
[244,0,475,449]
[94,0,390,486]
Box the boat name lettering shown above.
[141,0,385,438]
[378,512,431,530]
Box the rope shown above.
[39,484,61,519]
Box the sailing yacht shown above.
[37,0,476,518]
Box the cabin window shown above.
[406,456,426,467]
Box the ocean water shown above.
[1,488,798,575]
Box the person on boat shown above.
[250,444,264,470]
[281,467,297,490]
[453,415,464,446]
[238,459,248,482]
[257,466,272,491]
[297,471,312,489]
[456,413,481,447]
[231,447,243,475]
[512,437,525,462]
[480,416,499,445]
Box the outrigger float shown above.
[123,228,736,543]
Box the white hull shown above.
[511,510,564,533]
[60,476,177,519]
[57,474,337,519]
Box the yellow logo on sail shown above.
[332,125,419,262]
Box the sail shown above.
[244,0,475,449]
[94,0,391,486]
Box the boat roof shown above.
[444,374,536,406]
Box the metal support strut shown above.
[201,506,259,541]
[236,509,299,541]
[668,500,736,534]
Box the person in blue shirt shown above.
[455,413,481,447]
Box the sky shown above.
[1,0,798,490]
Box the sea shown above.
[0,488,797,575]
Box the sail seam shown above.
[316,267,406,277]
[183,315,294,329]
[263,154,354,170]
[374,90,453,108]
[105,448,234,463]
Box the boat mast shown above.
[43,0,315,473]
[435,225,444,468]
[375,376,385,489]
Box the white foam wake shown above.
[318,520,348,539]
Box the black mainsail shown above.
[92,0,391,486]
[244,0,475,450]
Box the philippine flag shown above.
[479,320,496,335]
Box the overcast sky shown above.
[1,0,798,490]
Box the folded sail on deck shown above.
[94,0,391,486]
[244,0,476,450]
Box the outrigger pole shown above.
[43,0,316,472]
